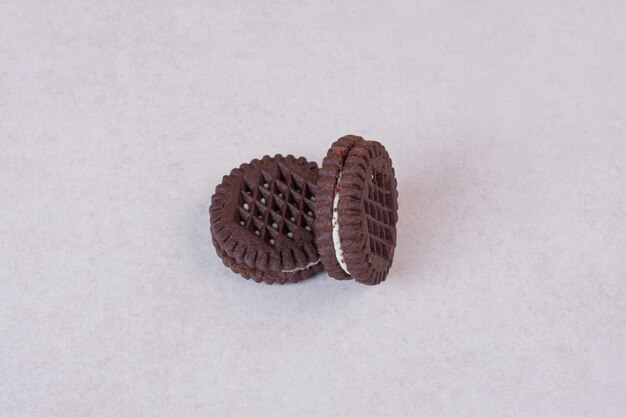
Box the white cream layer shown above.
[282,259,321,274]
[332,171,351,275]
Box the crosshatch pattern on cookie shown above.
[210,154,322,283]
[236,162,317,247]
[332,138,398,285]
[365,171,395,260]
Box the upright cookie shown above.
[210,155,322,284]
[314,135,398,285]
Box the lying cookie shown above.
[314,135,399,285]
[210,155,322,284]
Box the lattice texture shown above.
[210,154,321,284]
[236,162,317,247]
[365,172,395,260]
[314,136,398,285]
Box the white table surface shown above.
[1,1,625,416]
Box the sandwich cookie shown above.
[210,155,322,284]
[314,135,398,285]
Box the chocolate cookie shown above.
[210,155,322,284]
[314,135,398,285]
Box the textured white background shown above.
[1,1,625,416]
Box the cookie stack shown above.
[209,135,398,285]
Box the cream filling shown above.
[282,259,321,274]
[332,172,351,275]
